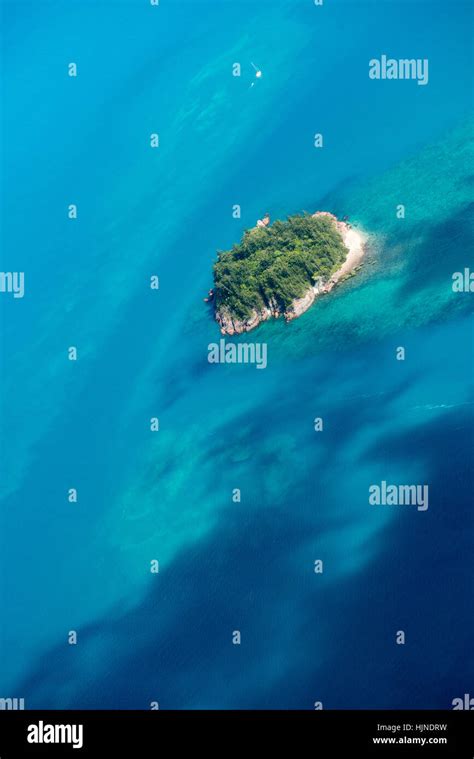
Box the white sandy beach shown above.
[309,211,366,290]
[330,226,366,285]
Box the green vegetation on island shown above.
[213,213,348,321]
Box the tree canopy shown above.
[213,213,348,320]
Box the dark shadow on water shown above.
[394,202,474,301]
[16,378,474,709]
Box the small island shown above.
[211,211,366,335]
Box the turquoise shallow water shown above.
[1,0,473,707]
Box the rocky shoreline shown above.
[215,212,366,336]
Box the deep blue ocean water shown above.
[1,0,473,708]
